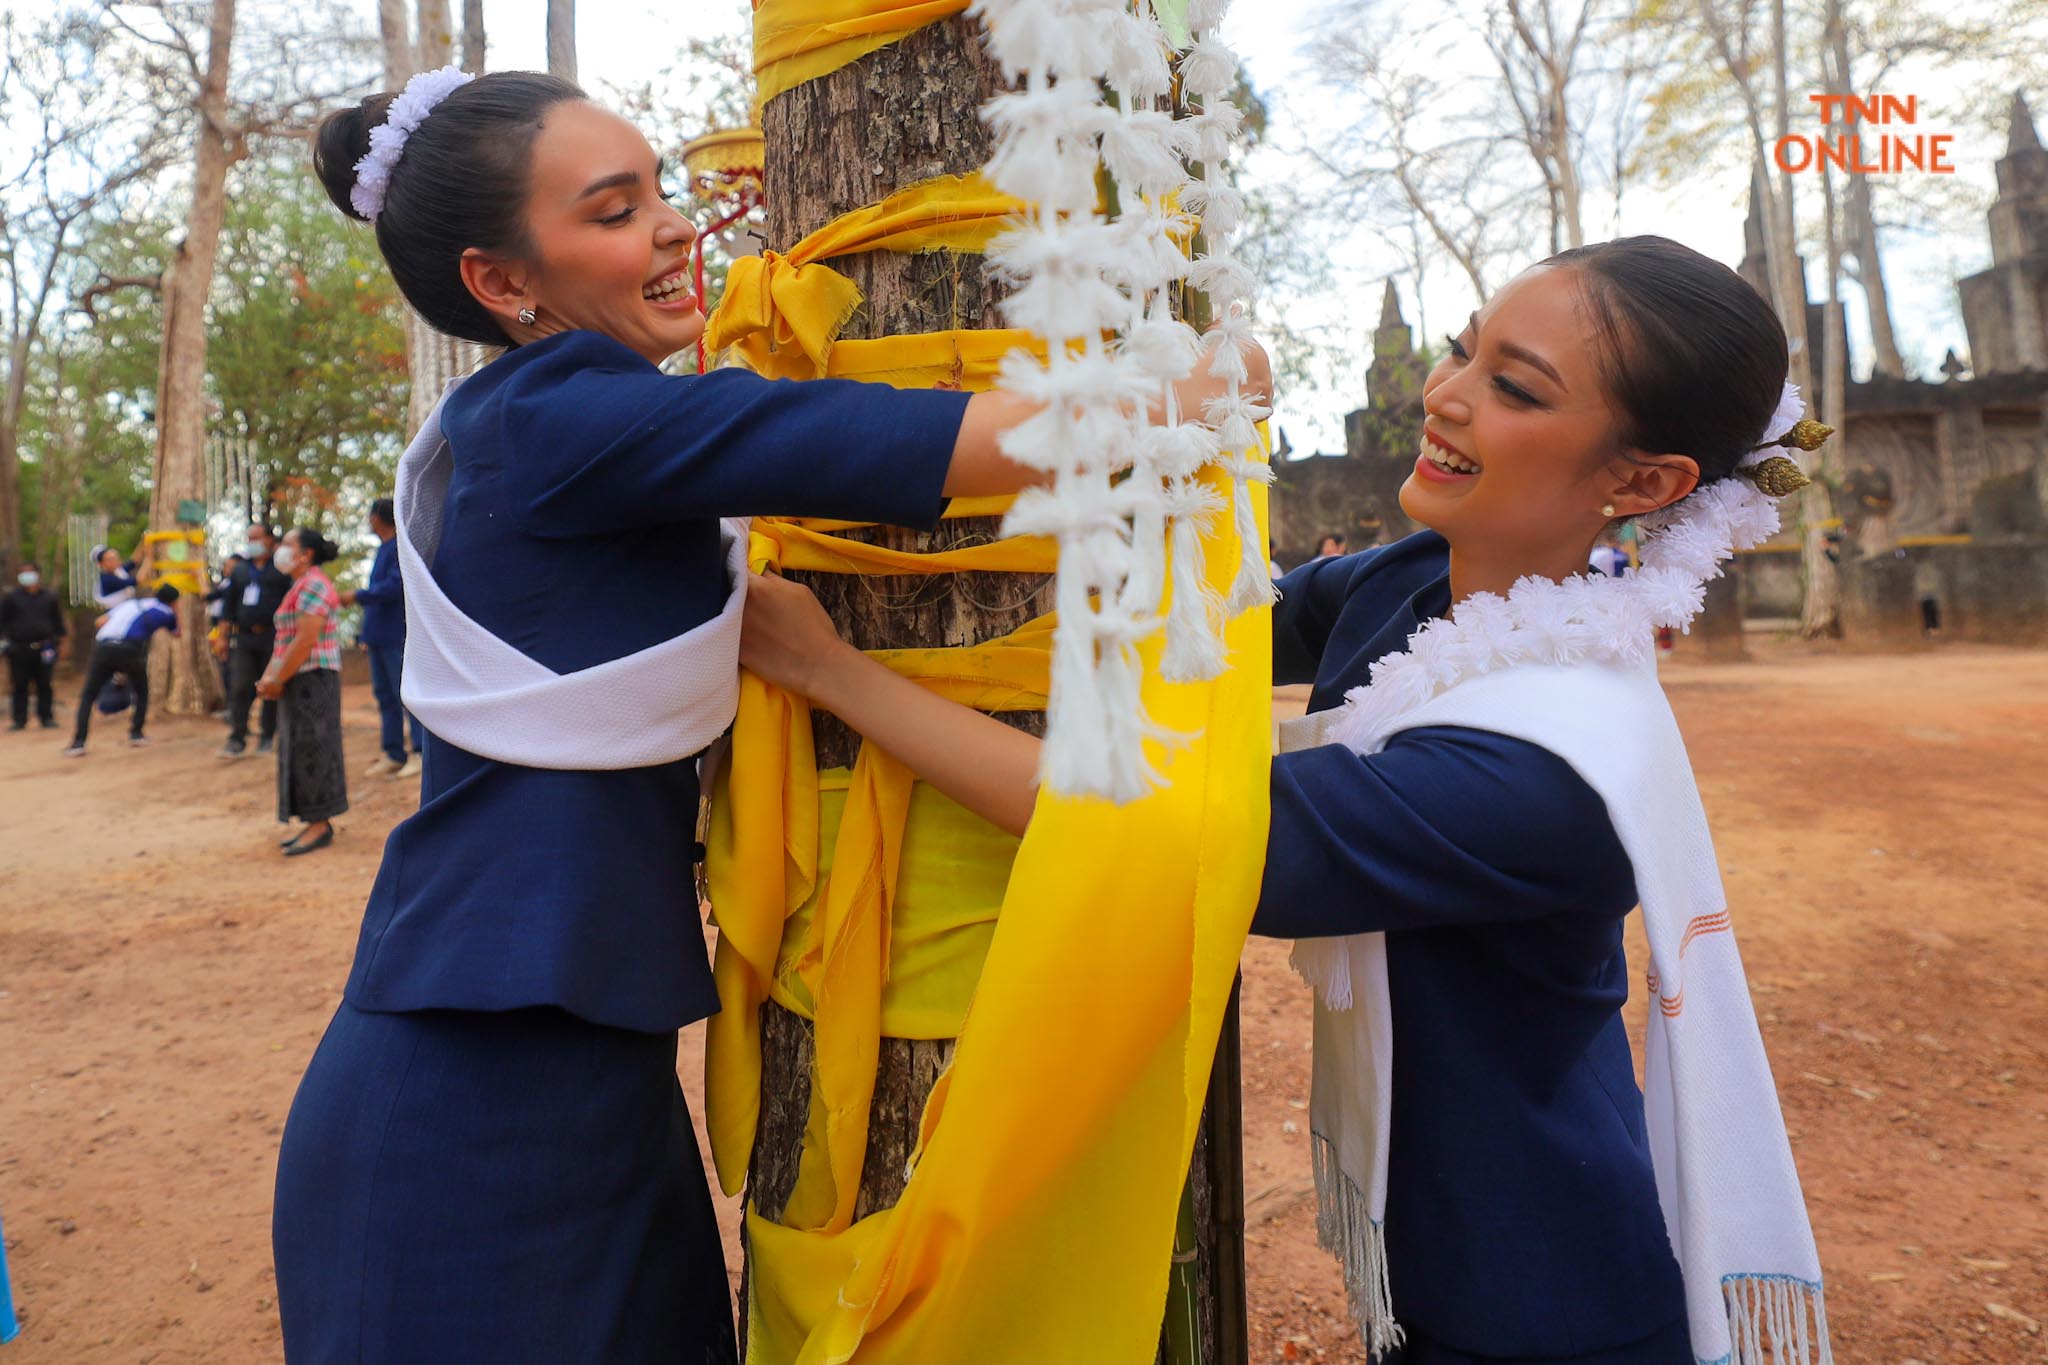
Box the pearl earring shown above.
[1600,502,1617,518]
[517,307,537,326]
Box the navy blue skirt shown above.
[1376,1315,1692,1364]
[274,1003,736,1365]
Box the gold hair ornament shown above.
[1742,456,1812,498]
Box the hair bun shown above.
[313,93,396,223]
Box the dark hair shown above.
[314,72,586,346]
[369,497,396,526]
[155,584,181,605]
[287,527,340,567]
[248,522,276,540]
[1318,532,1347,548]
[1548,236,1787,486]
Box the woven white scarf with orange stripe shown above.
[1286,442,1832,1364]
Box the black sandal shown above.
[283,825,335,857]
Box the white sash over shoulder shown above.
[393,385,749,771]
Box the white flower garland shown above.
[1332,382,1807,753]
[972,0,1265,801]
[351,65,475,222]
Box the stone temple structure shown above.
[1272,92,2048,642]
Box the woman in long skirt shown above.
[257,527,347,856]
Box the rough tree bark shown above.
[744,18,1243,1362]
[146,0,237,715]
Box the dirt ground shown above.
[1,643,2043,1364]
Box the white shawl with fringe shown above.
[1283,579,1830,1365]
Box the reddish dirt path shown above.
[1,645,2043,1363]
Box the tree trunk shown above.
[146,0,237,716]
[377,0,475,435]
[1798,0,1849,640]
[743,18,1241,1362]
[1825,21,1902,378]
[546,0,576,82]
[416,0,453,67]
[460,0,485,71]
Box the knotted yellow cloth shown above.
[701,174,1025,380]
[706,461,1271,1362]
[754,0,973,106]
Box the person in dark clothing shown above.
[1,562,67,729]
[205,553,247,707]
[221,524,290,757]
[340,498,424,778]
[65,585,180,755]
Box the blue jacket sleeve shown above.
[466,332,970,537]
[1271,552,1381,685]
[1253,726,1638,938]
[353,541,403,606]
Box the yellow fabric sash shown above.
[701,174,1024,380]
[753,0,972,106]
[707,457,1271,1362]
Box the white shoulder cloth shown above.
[1283,553,1830,1365]
[393,383,749,771]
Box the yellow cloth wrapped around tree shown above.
[753,0,972,106]
[706,455,1272,1363]
[701,174,1024,380]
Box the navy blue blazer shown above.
[1255,532,1688,1358]
[343,330,971,1035]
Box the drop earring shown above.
[1600,502,1617,518]
[517,306,538,326]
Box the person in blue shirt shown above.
[739,237,1816,1364]
[90,544,140,609]
[339,497,423,778]
[275,69,1269,1365]
[65,584,180,756]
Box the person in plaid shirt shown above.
[258,527,348,855]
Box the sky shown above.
[23,0,2016,454]
[478,0,2013,453]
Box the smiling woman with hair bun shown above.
[274,64,1270,1365]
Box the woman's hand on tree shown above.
[740,572,852,700]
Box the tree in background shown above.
[0,8,173,580]
[547,0,575,82]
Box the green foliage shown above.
[207,155,408,507]
[18,147,407,582]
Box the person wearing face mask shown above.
[1,562,67,730]
[220,523,290,758]
[257,528,348,856]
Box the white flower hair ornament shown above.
[350,65,476,222]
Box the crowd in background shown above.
[0,498,421,860]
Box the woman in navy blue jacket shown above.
[741,238,1827,1363]
[275,69,1265,1365]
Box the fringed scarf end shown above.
[1719,1274,1833,1365]
[1309,1132,1403,1359]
